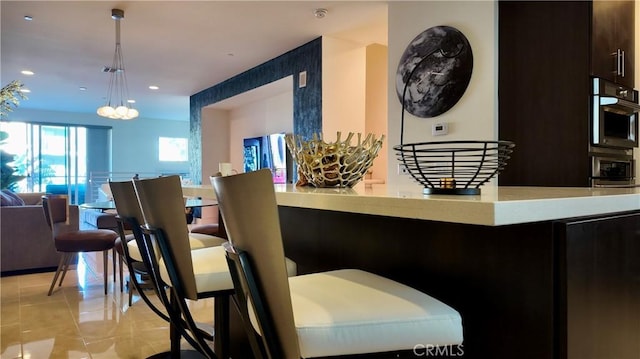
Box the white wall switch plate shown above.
[299,71,307,88]
[432,122,448,136]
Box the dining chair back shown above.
[212,169,300,358]
[108,180,155,264]
[134,175,239,358]
[133,175,198,300]
[113,178,233,358]
[108,180,170,318]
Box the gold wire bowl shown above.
[285,132,384,187]
[394,140,515,195]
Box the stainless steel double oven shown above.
[590,77,640,187]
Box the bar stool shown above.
[132,175,297,358]
[213,169,464,358]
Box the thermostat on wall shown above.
[432,122,448,136]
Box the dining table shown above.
[80,198,218,211]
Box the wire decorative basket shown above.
[394,140,515,195]
[286,132,384,188]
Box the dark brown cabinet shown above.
[591,0,635,88]
[498,1,635,187]
[555,211,640,359]
[274,206,640,359]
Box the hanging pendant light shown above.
[97,9,139,120]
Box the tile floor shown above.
[0,251,216,358]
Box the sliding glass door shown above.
[0,121,110,204]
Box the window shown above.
[159,137,188,162]
[0,121,110,204]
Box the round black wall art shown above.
[395,26,473,118]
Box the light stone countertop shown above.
[182,183,640,226]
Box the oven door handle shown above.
[600,97,640,111]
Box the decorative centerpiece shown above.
[285,132,384,188]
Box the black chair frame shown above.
[114,214,170,322]
[224,244,276,359]
[123,216,222,358]
[109,179,222,358]
[140,224,232,359]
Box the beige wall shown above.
[365,44,389,182]
[201,85,293,183]
[228,90,293,172]
[200,108,230,183]
[202,39,388,184]
[322,37,389,182]
[387,1,497,185]
[322,36,368,137]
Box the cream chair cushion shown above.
[159,246,298,293]
[249,269,463,358]
[188,233,227,248]
[127,234,227,262]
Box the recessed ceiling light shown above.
[24,15,33,21]
[79,87,87,91]
[21,70,34,76]
[149,85,159,90]
[20,88,31,93]
[313,8,328,19]
[127,99,136,104]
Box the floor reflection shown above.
[0,252,215,358]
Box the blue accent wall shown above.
[189,37,322,184]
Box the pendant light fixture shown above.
[97,9,139,120]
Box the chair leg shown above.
[169,290,182,357]
[48,253,70,296]
[103,250,109,295]
[57,253,73,288]
[119,253,124,292]
[113,248,117,283]
[128,274,134,306]
[214,294,231,359]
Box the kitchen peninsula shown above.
[183,183,640,359]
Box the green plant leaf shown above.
[1,80,28,118]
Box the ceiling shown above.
[1,1,388,121]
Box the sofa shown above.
[0,191,79,275]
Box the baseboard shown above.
[1,266,57,277]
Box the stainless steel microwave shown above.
[592,77,640,149]
[590,152,635,187]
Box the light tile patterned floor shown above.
[0,252,216,358]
